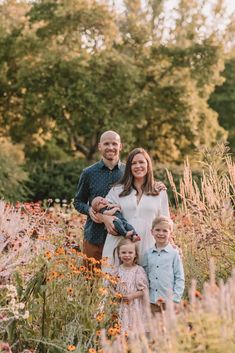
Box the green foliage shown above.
[209,58,235,153]
[26,158,88,202]
[0,137,28,201]
[0,0,234,201]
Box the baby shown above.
[91,196,141,242]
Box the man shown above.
[74,130,125,261]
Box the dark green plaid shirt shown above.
[74,160,125,245]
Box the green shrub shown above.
[26,158,88,202]
[0,138,28,202]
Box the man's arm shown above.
[74,171,101,223]
[74,170,90,215]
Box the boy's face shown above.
[151,222,171,248]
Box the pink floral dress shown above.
[113,264,149,333]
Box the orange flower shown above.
[67,345,76,351]
[45,251,52,259]
[108,327,119,336]
[88,349,96,353]
[67,287,73,295]
[96,330,101,336]
[156,297,165,304]
[95,312,105,322]
[195,290,203,300]
[98,287,108,295]
[55,247,65,255]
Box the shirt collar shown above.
[151,243,172,253]
[99,159,122,170]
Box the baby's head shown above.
[91,196,108,212]
[115,238,139,266]
[151,216,173,248]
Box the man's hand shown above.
[88,207,102,223]
[100,214,118,235]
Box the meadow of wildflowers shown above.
[0,146,234,353]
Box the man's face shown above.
[98,133,122,162]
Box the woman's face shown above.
[131,153,148,181]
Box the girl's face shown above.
[118,243,136,267]
[131,153,148,181]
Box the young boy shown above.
[91,196,141,242]
[143,216,185,314]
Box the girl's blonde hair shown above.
[152,215,173,231]
[114,238,139,265]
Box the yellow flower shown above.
[67,345,76,351]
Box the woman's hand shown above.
[154,181,167,193]
[103,206,120,216]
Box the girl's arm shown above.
[122,290,144,302]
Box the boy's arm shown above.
[142,252,149,276]
[173,252,185,303]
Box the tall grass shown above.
[167,144,235,289]
[101,261,235,353]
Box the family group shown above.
[74,131,185,332]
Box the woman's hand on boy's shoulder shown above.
[154,181,167,193]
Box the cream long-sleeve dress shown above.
[102,185,170,267]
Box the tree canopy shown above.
[0,0,234,200]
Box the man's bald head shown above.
[99,130,121,143]
[98,130,122,164]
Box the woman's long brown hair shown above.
[118,147,159,197]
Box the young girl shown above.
[112,238,149,333]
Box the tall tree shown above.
[209,57,235,153]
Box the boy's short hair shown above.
[152,215,173,231]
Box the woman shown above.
[102,147,170,267]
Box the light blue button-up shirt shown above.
[143,244,185,304]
